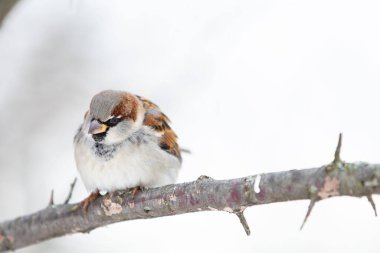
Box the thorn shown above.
[300,197,317,230]
[333,133,343,163]
[235,211,251,236]
[367,195,377,217]
[64,178,77,204]
[196,175,214,181]
[48,189,54,206]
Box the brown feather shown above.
[112,93,139,121]
[137,96,182,162]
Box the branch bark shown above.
[1,136,379,251]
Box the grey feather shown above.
[90,90,124,121]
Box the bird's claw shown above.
[81,191,100,213]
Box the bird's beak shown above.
[88,120,108,134]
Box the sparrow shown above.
[74,90,182,210]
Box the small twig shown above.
[48,190,54,206]
[300,197,317,230]
[64,178,77,204]
[235,211,251,236]
[367,195,377,217]
[334,133,343,163]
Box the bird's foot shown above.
[81,190,100,213]
[129,186,144,199]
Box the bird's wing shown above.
[137,96,182,162]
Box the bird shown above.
[74,90,182,210]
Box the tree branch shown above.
[1,137,380,251]
[0,0,20,27]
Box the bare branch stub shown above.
[64,178,77,204]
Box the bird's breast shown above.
[75,134,181,192]
[92,142,121,161]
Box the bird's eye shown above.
[106,117,122,127]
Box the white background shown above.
[0,0,380,252]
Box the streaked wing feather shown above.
[137,96,182,162]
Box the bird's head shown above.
[85,90,143,145]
